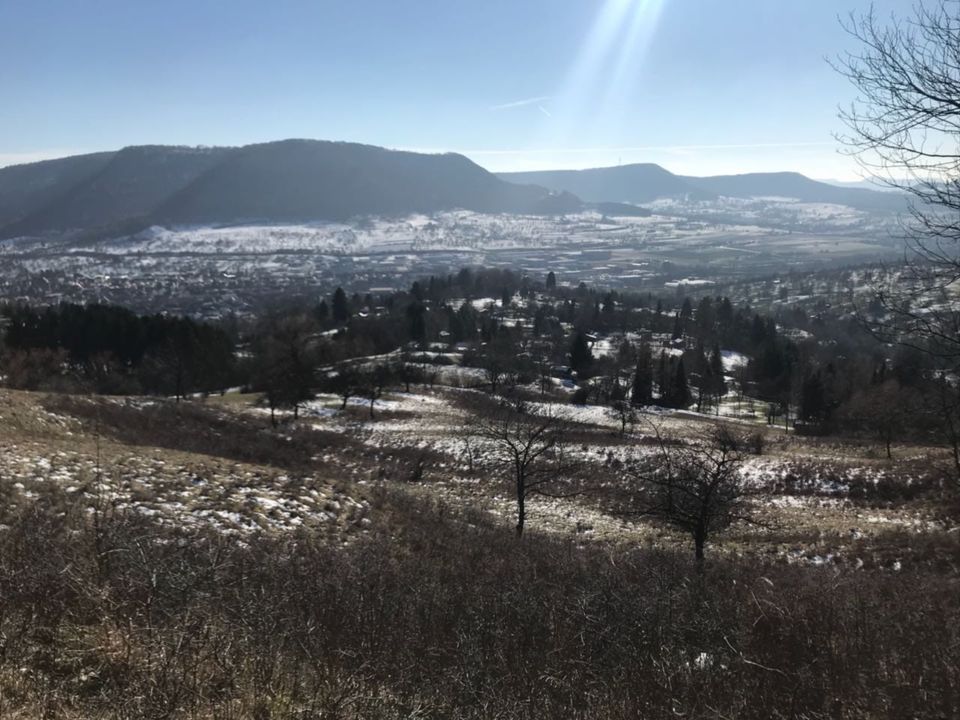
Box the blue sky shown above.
[0,0,915,178]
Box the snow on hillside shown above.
[82,211,648,255]
[721,350,749,373]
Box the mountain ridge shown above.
[0,140,583,240]
[0,142,903,241]
[1,145,232,238]
[499,164,902,211]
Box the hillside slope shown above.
[500,163,903,211]
[0,151,116,228]
[153,139,579,226]
[685,171,899,210]
[0,141,581,239]
[2,145,231,237]
[499,163,707,204]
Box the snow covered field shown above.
[0,198,904,318]
[0,332,951,573]
[232,384,952,564]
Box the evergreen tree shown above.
[710,342,726,402]
[602,292,616,316]
[332,287,350,324]
[532,306,548,337]
[545,271,557,291]
[696,297,715,338]
[800,371,827,423]
[692,342,710,413]
[406,301,427,346]
[671,313,684,340]
[750,314,768,347]
[631,343,654,406]
[456,302,478,341]
[669,358,690,409]
[569,332,593,378]
[315,300,329,325]
[717,297,735,340]
[656,352,669,403]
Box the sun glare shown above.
[547,0,666,148]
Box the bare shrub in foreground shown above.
[618,424,764,562]
[0,484,957,719]
[473,401,575,537]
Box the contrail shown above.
[489,95,552,111]
[538,105,553,118]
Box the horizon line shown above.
[0,139,860,181]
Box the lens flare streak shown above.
[547,0,667,145]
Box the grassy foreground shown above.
[0,480,957,719]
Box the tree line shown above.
[0,303,237,398]
[4,267,958,466]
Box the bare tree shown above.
[836,2,960,362]
[839,380,920,459]
[320,365,361,412]
[528,338,558,397]
[357,364,393,419]
[479,338,515,395]
[252,314,318,425]
[924,376,960,478]
[609,398,638,437]
[618,425,762,563]
[474,403,573,537]
[392,348,423,393]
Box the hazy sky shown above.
[0,0,915,178]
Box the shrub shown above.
[0,483,957,719]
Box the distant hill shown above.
[499,164,707,205]
[2,146,231,238]
[818,178,902,192]
[152,140,580,227]
[0,140,583,240]
[686,171,899,210]
[0,144,903,241]
[0,151,116,229]
[592,201,652,218]
[500,164,904,211]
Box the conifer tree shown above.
[631,343,654,406]
[569,332,593,378]
[332,287,350,324]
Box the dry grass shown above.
[0,484,957,719]
[0,387,959,716]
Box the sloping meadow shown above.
[0,481,957,719]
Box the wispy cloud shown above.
[537,105,553,118]
[489,95,552,111]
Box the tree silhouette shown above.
[332,287,350,325]
[837,2,960,364]
[631,343,654,406]
[618,425,762,563]
[475,404,572,537]
[569,332,593,378]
